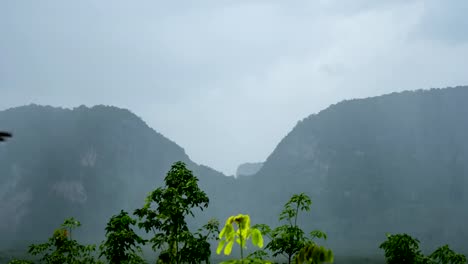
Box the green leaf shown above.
[310,230,327,240]
[225,240,235,255]
[251,229,264,248]
[217,240,226,255]
[218,213,265,259]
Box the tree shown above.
[99,210,147,264]
[28,218,101,264]
[134,161,210,264]
[380,233,467,264]
[429,245,467,264]
[295,243,334,264]
[379,233,423,264]
[182,218,220,264]
[265,193,331,264]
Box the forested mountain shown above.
[1,86,468,257]
[241,86,468,255]
[0,104,234,247]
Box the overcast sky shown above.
[1,0,468,175]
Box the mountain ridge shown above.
[0,103,230,246]
[245,85,468,254]
[1,85,468,256]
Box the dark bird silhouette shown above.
[0,131,12,142]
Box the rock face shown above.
[236,162,263,177]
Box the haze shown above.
[1,0,468,175]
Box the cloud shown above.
[412,0,468,45]
[1,0,468,175]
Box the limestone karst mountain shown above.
[1,86,468,257]
[241,86,468,254]
[236,162,263,177]
[0,104,234,246]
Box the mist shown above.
[2,0,468,175]
[1,1,468,264]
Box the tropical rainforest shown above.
[1,86,468,263]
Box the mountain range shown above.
[1,86,467,257]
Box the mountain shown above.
[236,162,263,177]
[242,86,468,255]
[1,86,468,258]
[0,104,234,247]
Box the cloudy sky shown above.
[1,0,468,175]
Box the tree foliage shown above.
[265,193,332,264]
[182,218,220,264]
[379,233,467,264]
[295,243,334,264]
[28,218,101,264]
[133,161,210,264]
[99,210,146,264]
[379,233,422,264]
[429,245,467,264]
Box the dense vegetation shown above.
[5,162,336,264]
[4,162,466,264]
[379,233,466,264]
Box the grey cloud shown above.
[1,0,468,174]
[412,0,468,44]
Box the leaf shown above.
[218,214,265,258]
[310,230,327,240]
[217,240,226,255]
[251,229,264,248]
[224,240,235,255]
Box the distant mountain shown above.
[236,162,263,177]
[0,104,234,246]
[242,86,468,254]
[2,86,468,257]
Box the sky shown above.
[1,0,468,175]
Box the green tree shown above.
[28,217,101,264]
[295,243,334,264]
[429,245,467,264]
[134,161,209,264]
[379,233,423,264]
[380,233,467,264]
[217,214,266,264]
[265,193,331,264]
[62,218,80,241]
[99,210,147,264]
[182,218,220,264]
